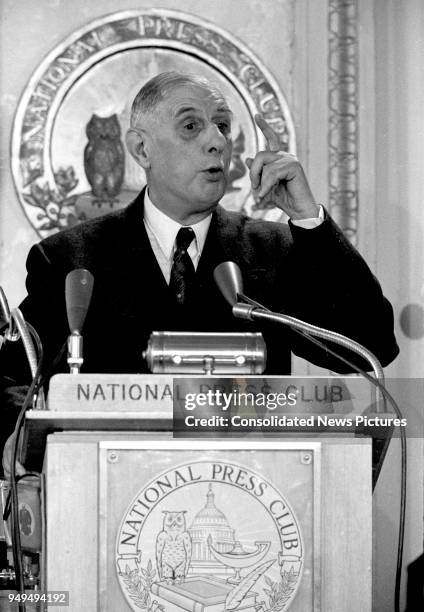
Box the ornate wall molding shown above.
[328,0,359,244]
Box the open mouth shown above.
[203,166,223,178]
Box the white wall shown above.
[369,4,424,610]
[374,0,424,378]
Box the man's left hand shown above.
[246,114,319,220]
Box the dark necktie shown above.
[170,227,195,305]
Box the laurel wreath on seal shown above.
[22,167,84,232]
[255,568,299,612]
[119,559,164,612]
[225,558,299,612]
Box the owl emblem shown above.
[156,511,192,584]
[84,113,125,207]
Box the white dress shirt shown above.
[143,190,323,283]
[143,191,212,283]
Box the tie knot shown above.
[176,226,195,251]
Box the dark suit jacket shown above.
[0,189,398,413]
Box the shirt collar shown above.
[143,189,212,259]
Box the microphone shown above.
[65,269,94,374]
[65,269,94,332]
[1,286,45,407]
[213,261,384,383]
[0,287,19,342]
[0,286,11,334]
[213,261,243,307]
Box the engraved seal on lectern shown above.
[116,460,304,611]
[11,10,296,239]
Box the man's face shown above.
[141,83,233,219]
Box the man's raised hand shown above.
[245,114,319,220]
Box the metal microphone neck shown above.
[67,330,83,374]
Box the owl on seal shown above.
[84,113,125,206]
[156,511,192,584]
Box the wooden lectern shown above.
[21,375,375,612]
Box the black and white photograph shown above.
[0,1,422,611]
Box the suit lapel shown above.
[196,205,243,279]
[94,189,171,330]
[120,188,170,297]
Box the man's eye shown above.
[184,122,196,131]
[217,122,230,134]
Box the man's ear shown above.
[125,129,151,169]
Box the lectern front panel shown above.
[44,433,371,611]
[98,441,321,612]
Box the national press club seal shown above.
[11,9,296,239]
[116,460,304,611]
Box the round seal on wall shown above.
[116,460,304,611]
[11,10,296,238]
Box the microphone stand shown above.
[233,299,385,383]
[10,309,39,379]
[67,331,83,375]
[233,296,406,612]
[214,262,404,611]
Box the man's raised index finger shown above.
[255,113,281,152]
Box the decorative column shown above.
[328,0,359,244]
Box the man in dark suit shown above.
[1,72,398,468]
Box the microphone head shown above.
[213,261,243,307]
[0,287,11,334]
[65,269,94,333]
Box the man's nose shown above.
[203,122,228,154]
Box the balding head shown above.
[130,71,226,129]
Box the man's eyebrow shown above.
[173,105,233,118]
[214,106,233,116]
[174,106,198,118]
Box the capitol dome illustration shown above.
[188,484,236,575]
